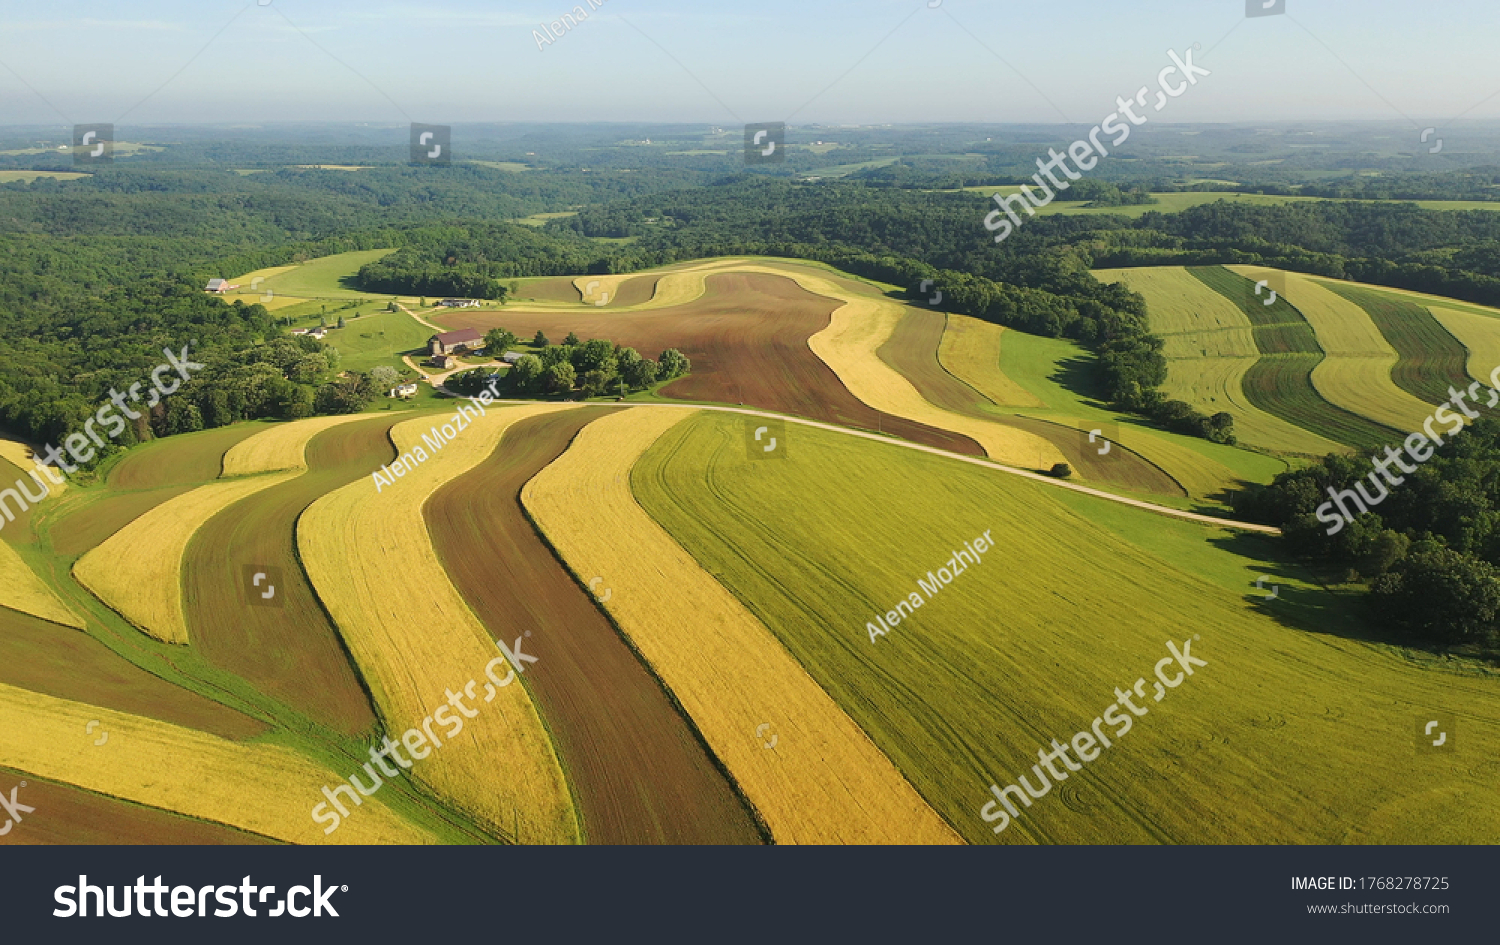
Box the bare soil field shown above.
[181,418,395,736]
[426,407,764,845]
[0,765,274,845]
[442,272,982,455]
[0,608,267,740]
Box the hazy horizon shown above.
[0,0,1496,131]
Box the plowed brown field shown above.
[0,765,274,844]
[426,407,763,844]
[442,272,981,455]
[181,418,395,736]
[0,608,266,739]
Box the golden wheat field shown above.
[804,285,1066,470]
[0,539,84,628]
[521,406,960,845]
[0,682,435,844]
[221,414,384,477]
[298,403,580,844]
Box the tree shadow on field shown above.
[1209,531,1402,648]
[1050,355,1111,408]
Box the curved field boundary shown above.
[448,269,983,456]
[1229,266,1434,431]
[222,415,385,477]
[938,316,1044,407]
[1097,267,1344,456]
[427,407,763,844]
[500,399,1278,534]
[0,682,434,845]
[631,411,1500,844]
[299,404,581,845]
[569,273,660,307]
[0,437,64,497]
[106,424,270,491]
[800,280,1065,471]
[183,418,397,737]
[1317,280,1471,406]
[0,606,267,739]
[0,539,84,628]
[0,764,272,844]
[884,306,1181,496]
[74,470,299,644]
[523,407,961,844]
[75,416,374,644]
[1430,306,1500,385]
[1189,266,1398,450]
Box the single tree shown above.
[484,328,518,357]
[533,329,549,347]
[580,369,610,397]
[544,362,577,395]
[508,354,543,393]
[564,331,581,346]
[370,365,401,390]
[624,357,658,390]
[658,348,690,378]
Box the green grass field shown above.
[633,410,1500,844]
[1188,266,1400,450]
[1319,281,1470,407]
[992,329,1287,494]
[0,170,89,183]
[1096,267,1344,456]
[960,189,1500,218]
[322,306,434,376]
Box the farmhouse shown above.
[501,351,524,364]
[388,382,419,399]
[431,354,456,370]
[205,278,234,293]
[437,299,481,309]
[429,327,484,357]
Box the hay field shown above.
[1430,306,1500,385]
[0,682,433,845]
[1230,266,1434,431]
[299,404,580,844]
[634,410,1500,844]
[0,539,84,628]
[73,470,299,644]
[523,407,960,844]
[937,316,1044,408]
[1096,267,1346,456]
[804,282,1065,470]
[884,306,1179,494]
[225,249,393,302]
[222,414,385,476]
[1317,280,1472,405]
[1189,266,1398,450]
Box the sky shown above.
[0,0,1496,129]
